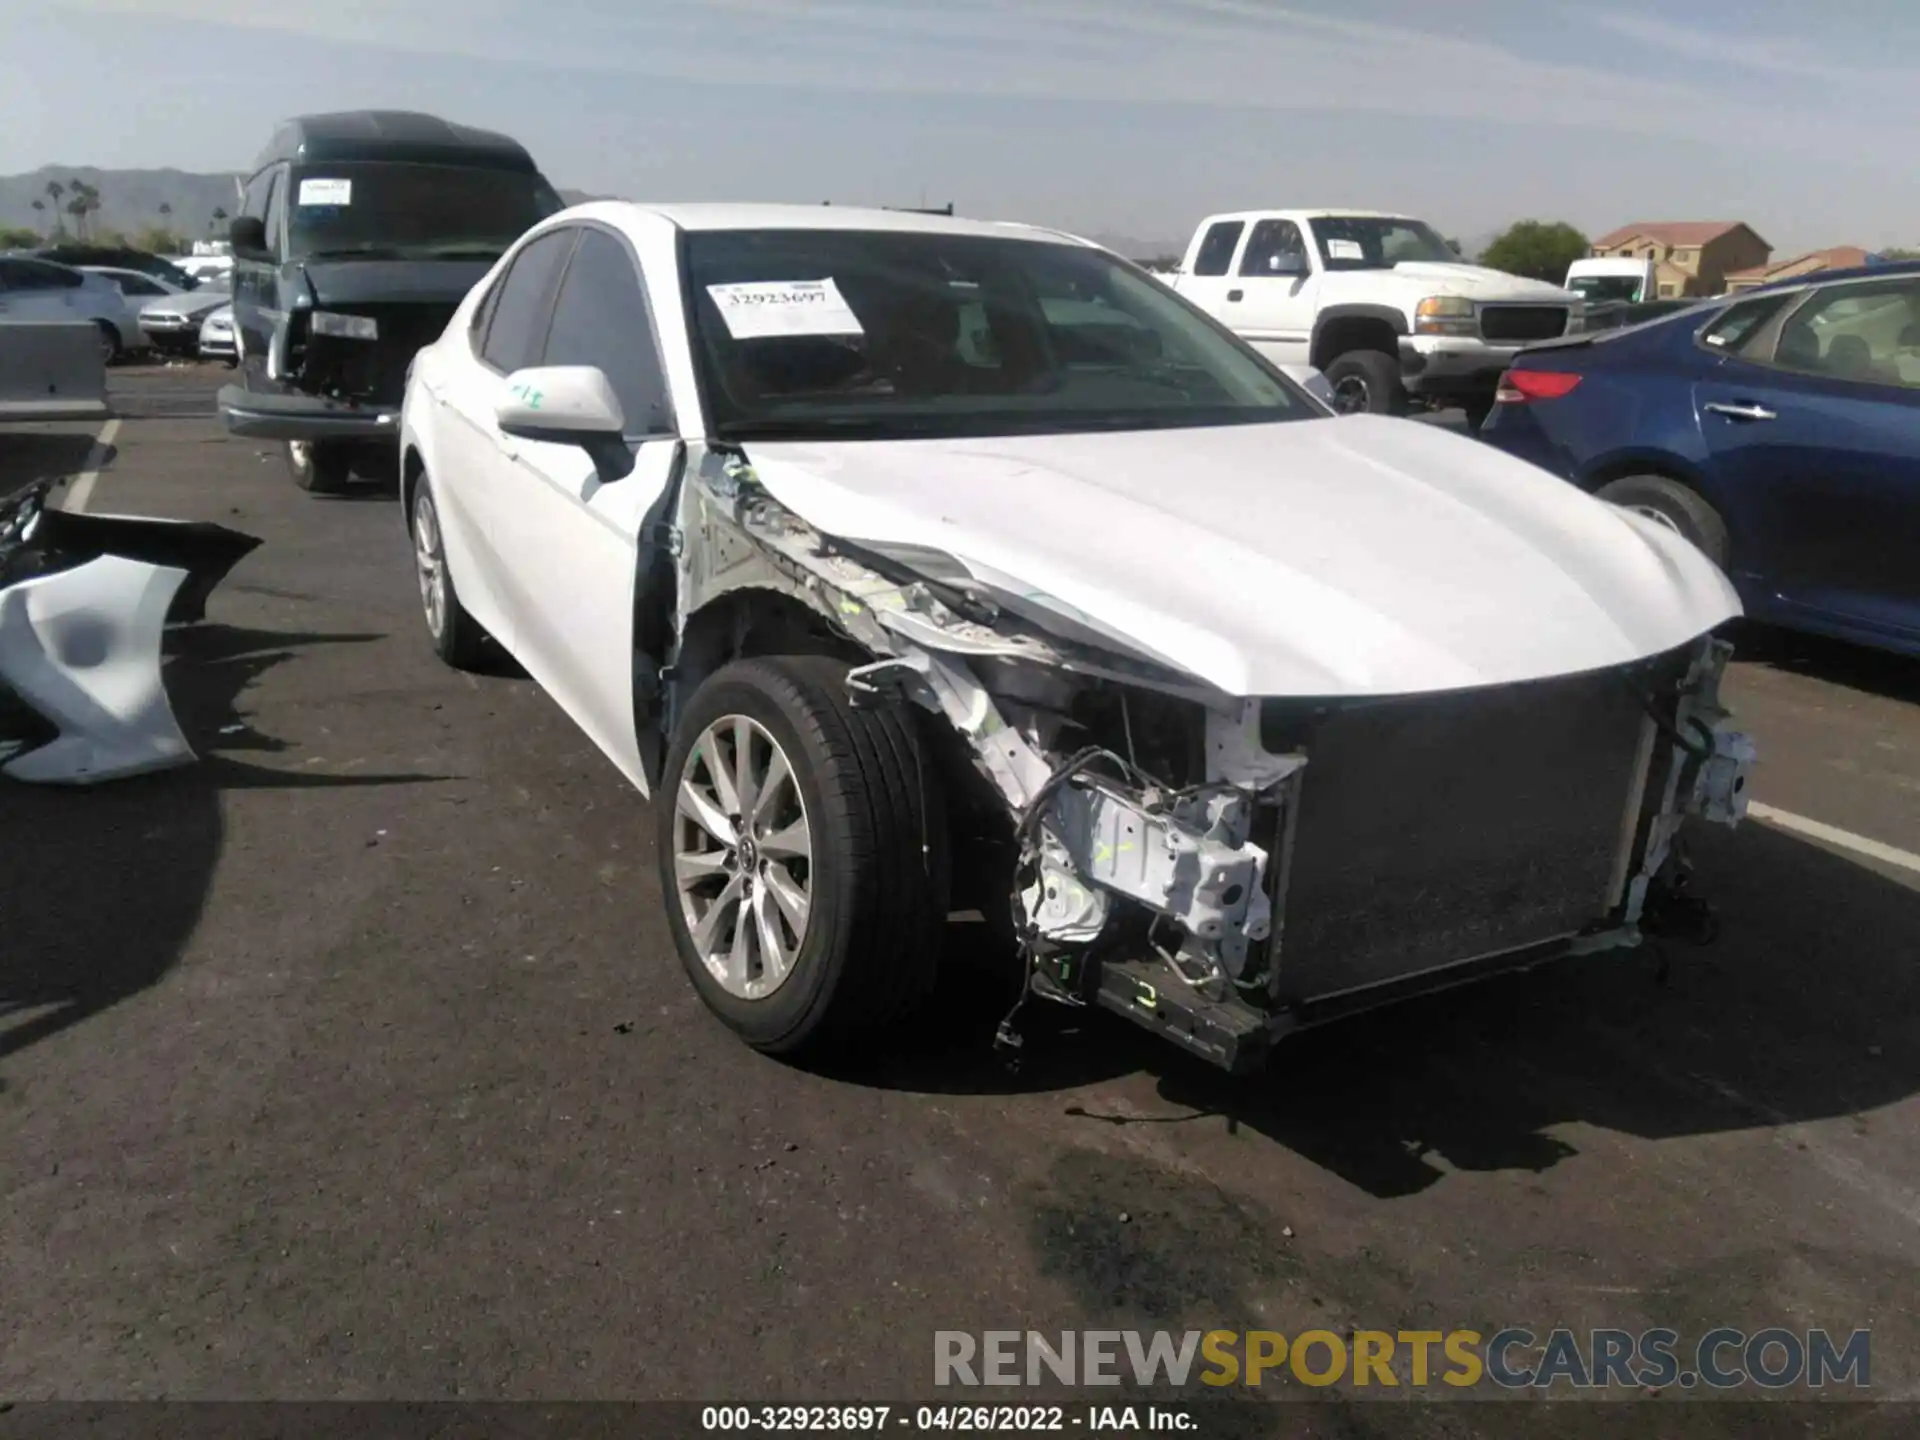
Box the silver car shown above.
[198,304,237,366]
[138,277,233,356]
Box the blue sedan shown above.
[1480,260,1920,658]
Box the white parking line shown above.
[1750,801,1920,878]
[60,416,121,514]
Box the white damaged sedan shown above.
[399,202,1754,1071]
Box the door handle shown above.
[1703,401,1777,422]
[1227,289,1244,302]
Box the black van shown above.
[219,110,563,492]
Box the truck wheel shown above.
[1323,349,1406,416]
[95,321,122,366]
[658,655,950,1060]
[285,440,353,495]
[1595,474,1730,569]
[408,477,492,670]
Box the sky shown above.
[5,0,1916,255]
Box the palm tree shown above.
[210,205,228,237]
[66,195,91,242]
[81,182,102,241]
[31,198,46,237]
[45,180,66,238]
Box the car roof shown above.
[254,110,539,174]
[564,200,1093,246]
[1746,257,1920,295]
[1202,209,1413,224]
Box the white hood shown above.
[740,417,1740,698]
[1327,263,1579,305]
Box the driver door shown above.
[1231,218,1316,365]
[486,226,684,794]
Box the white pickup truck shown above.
[1166,210,1585,424]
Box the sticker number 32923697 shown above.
[705,278,865,340]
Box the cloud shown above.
[44,0,1914,167]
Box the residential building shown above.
[1723,246,1880,292]
[1589,222,1771,297]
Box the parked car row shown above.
[0,248,236,364]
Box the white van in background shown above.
[1564,255,1658,304]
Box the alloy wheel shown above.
[1331,374,1371,414]
[672,715,814,1001]
[412,492,448,639]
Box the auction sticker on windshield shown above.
[707,278,865,340]
[1326,239,1363,260]
[298,178,353,206]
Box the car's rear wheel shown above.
[94,321,121,366]
[409,478,492,670]
[1595,474,1730,569]
[658,655,950,1060]
[1323,348,1407,416]
[285,440,353,495]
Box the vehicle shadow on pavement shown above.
[1734,621,1920,705]
[0,622,456,1082]
[1138,820,1920,1198]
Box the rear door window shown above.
[479,229,576,374]
[1191,221,1246,277]
[1697,292,1794,357]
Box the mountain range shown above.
[0,165,603,242]
[2,166,1202,261]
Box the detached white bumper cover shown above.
[0,555,194,784]
[741,414,1742,697]
[1,483,261,785]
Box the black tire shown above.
[94,320,122,366]
[1323,348,1407,415]
[1595,473,1730,569]
[285,440,353,495]
[408,477,492,670]
[1461,394,1496,431]
[657,655,951,1059]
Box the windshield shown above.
[683,228,1310,442]
[1569,275,1643,303]
[288,162,563,261]
[1308,216,1457,271]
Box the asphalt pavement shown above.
[3,366,1918,1433]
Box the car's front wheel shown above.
[1595,473,1730,569]
[1323,348,1407,416]
[657,655,950,1059]
[94,321,122,366]
[409,478,492,670]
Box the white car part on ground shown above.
[0,553,194,784]
[0,321,110,422]
[1,480,262,784]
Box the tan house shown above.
[1589,221,1772,298]
[1723,246,1876,292]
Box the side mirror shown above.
[496,366,627,447]
[228,216,269,259]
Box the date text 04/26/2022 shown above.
[700,1405,1196,1432]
